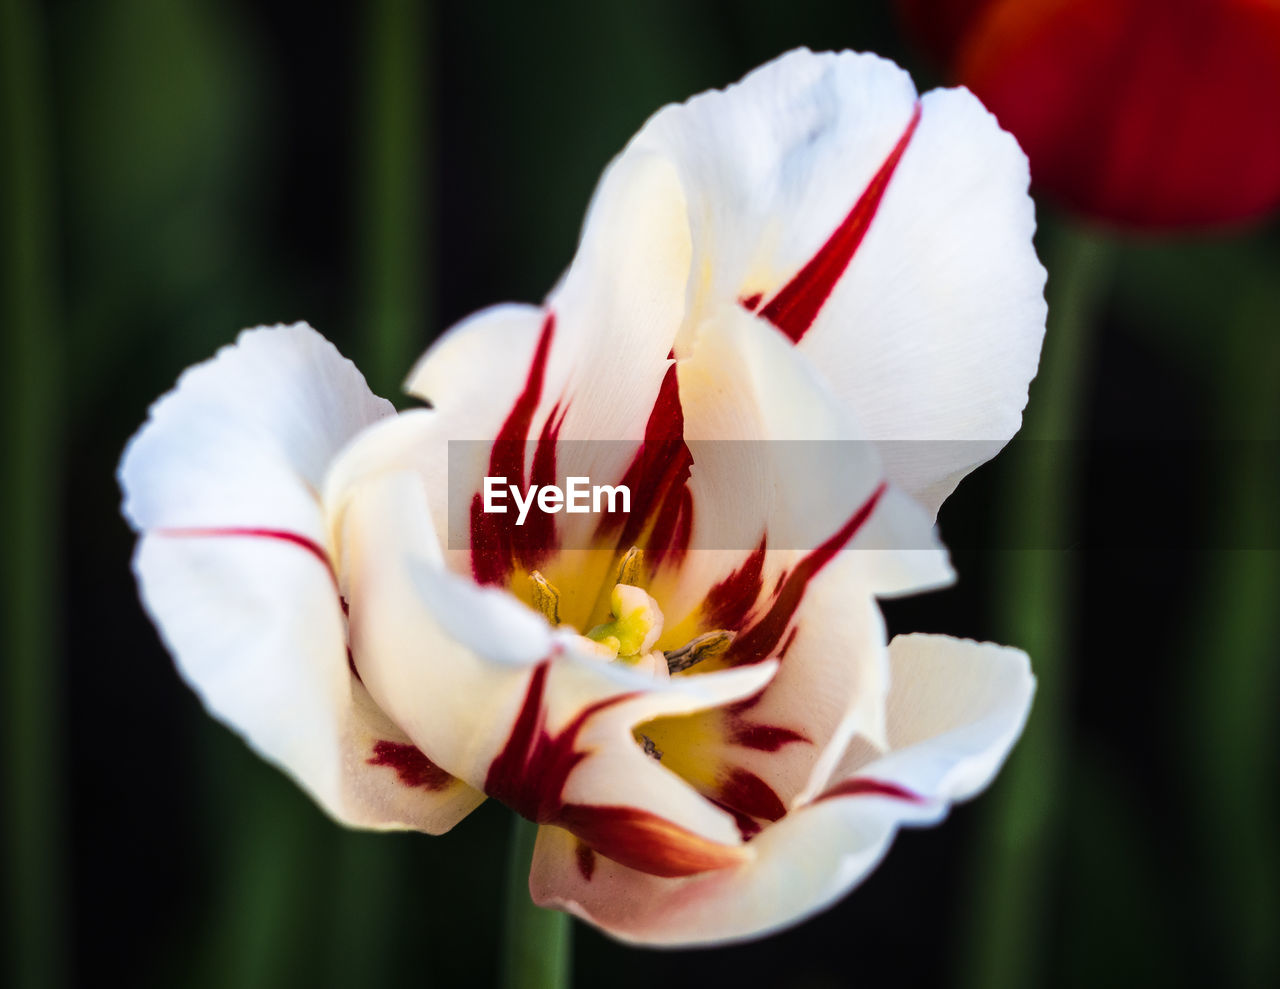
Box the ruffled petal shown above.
[530,633,1033,945]
[632,309,952,826]
[619,49,1045,513]
[121,324,481,831]
[121,323,394,536]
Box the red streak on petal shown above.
[776,626,800,660]
[645,484,692,572]
[709,798,764,841]
[575,841,596,882]
[597,364,695,571]
[739,291,763,311]
[516,401,568,568]
[817,777,925,804]
[727,482,886,665]
[484,662,745,878]
[717,767,787,823]
[470,312,557,585]
[367,741,454,791]
[755,103,922,343]
[154,526,331,573]
[483,661,637,824]
[557,804,746,878]
[728,720,810,753]
[704,537,767,631]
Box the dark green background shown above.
[3,1,1277,986]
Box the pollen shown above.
[528,570,561,625]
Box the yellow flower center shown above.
[525,548,731,683]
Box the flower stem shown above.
[0,1,67,987]
[501,816,572,989]
[958,221,1113,989]
[1182,282,1280,984]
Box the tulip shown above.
[120,49,1044,944]
[898,0,1280,227]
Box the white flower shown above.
[119,49,1044,944]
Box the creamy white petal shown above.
[135,536,481,833]
[827,633,1035,799]
[120,323,393,536]
[403,147,693,517]
[531,634,1033,945]
[801,86,1046,515]
[121,325,480,831]
[614,49,1044,514]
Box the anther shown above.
[529,570,561,625]
[617,546,644,586]
[665,629,735,674]
[639,734,663,760]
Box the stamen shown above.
[617,546,644,586]
[665,629,735,674]
[639,734,663,760]
[529,570,561,625]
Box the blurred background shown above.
[2,1,1277,986]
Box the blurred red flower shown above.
[899,0,1280,228]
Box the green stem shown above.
[958,222,1113,989]
[0,1,66,987]
[502,817,572,989]
[1182,286,1280,986]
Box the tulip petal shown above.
[622,48,1045,514]
[121,324,482,831]
[121,323,394,536]
[530,633,1033,945]
[824,633,1035,800]
[403,146,695,564]
[636,309,952,823]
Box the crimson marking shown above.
[483,662,636,824]
[597,363,694,571]
[646,483,692,572]
[817,777,925,804]
[728,719,810,752]
[557,804,746,878]
[155,526,331,571]
[727,483,886,665]
[755,102,922,343]
[575,842,596,882]
[717,767,786,823]
[484,663,744,877]
[518,401,568,566]
[710,798,763,841]
[367,741,454,791]
[470,312,557,584]
[704,537,767,632]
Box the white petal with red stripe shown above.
[530,633,1033,944]
[615,49,1046,514]
[638,308,951,822]
[121,324,481,832]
